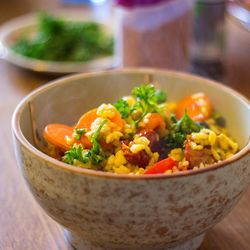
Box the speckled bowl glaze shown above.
[12,69,250,250]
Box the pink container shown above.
[115,0,195,71]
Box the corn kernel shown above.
[97,103,116,119]
[165,169,173,174]
[130,144,145,153]
[134,136,150,146]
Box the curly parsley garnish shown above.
[164,112,202,148]
[114,84,167,127]
[62,145,89,165]
[74,128,87,140]
[113,99,131,119]
[132,84,167,126]
[62,119,108,167]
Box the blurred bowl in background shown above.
[0,10,117,74]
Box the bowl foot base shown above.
[65,230,205,250]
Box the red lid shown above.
[115,0,173,8]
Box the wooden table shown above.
[0,2,249,249]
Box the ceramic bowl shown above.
[12,69,250,250]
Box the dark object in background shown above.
[191,0,226,80]
[12,13,113,62]
[191,60,224,81]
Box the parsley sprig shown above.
[90,118,108,165]
[62,145,86,165]
[114,84,167,127]
[74,128,87,140]
[113,99,131,119]
[62,119,108,167]
[164,112,202,149]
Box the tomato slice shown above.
[175,93,212,121]
[144,157,176,174]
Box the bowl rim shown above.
[12,68,250,180]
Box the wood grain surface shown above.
[0,1,249,250]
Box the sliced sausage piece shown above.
[138,129,161,153]
[185,141,215,168]
[121,142,150,168]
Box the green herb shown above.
[164,112,202,149]
[132,84,160,113]
[12,13,113,62]
[155,90,167,104]
[113,84,167,127]
[74,128,87,140]
[170,114,178,123]
[177,112,201,135]
[62,119,108,167]
[62,145,85,165]
[114,99,131,119]
[82,151,92,164]
[132,84,167,126]
[164,132,186,149]
[90,119,108,165]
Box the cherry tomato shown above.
[175,93,212,121]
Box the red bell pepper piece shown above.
[144,157,176,174]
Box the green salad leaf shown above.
[12,13,113,62]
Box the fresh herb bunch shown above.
[62,145,90,165]
[12,13,113,62]
[113,99,131,119]
[114,84,167,126]
[164,112,203,149]
[62,119,107,167]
